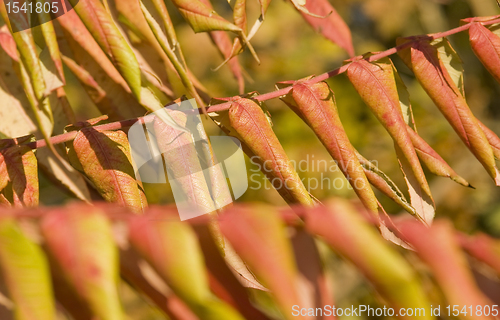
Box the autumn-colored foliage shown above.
[0,0,500,319]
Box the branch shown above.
[16,16,500,150]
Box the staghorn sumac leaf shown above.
[278,80,378,214]
[290,228,335,320]
[406,126,470,187]
[37,18,65,85]
[212,96,314,206]
[397,36,500,185]
[233,0,247,33]
[0,10,53,139]
[66,0,142,99]
[399,220,495,320]
[346,57,433,210]
[57,10,146,120]
[0,142,38,207]
[0,218,55,320]
[465,19,500,85]
[65,0,181,128]
[170,0,259,63]
[41,206,124,320]
[296,0,354,56]
[119,245,199,320]
[193,223,269,318]
[219,205,306,320]
[71,128,147,213]
[128,208,245,320]
[478,120,500,160]
[153,108,217,216]
[304,200,433,320]
[357,152,416,215]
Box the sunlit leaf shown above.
[278,80,378,214]
[397,36,500,185]
[70,128,147,213]
[346,56,433,218]
[212,96,314,206]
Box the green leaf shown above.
[41,206,124,320]
[66,0,142,99]
[0,218,55,320]
[357,152,416,216]
[71,128,147,213]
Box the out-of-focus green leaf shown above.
[0,217,55,320]
[41,206,124,320]
[128,208,245,320]
[397,36,500,185]
[407,127,470,187]
[219,205,305,320]
[66,0,142,99]
[304,199,433,320]
[70,128,147,213]
[357,152,416,215]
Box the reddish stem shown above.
[16,17,500,150]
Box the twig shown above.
[17,17,500,150]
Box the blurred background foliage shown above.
[5,0,499,317]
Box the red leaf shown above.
[279,80,378,214]
[297,0,354,56]
[397,37,500,185]
[468,22,500,84]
